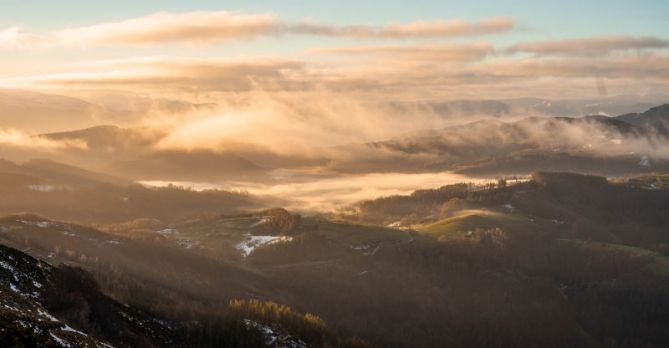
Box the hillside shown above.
[38,126,268,183]
[344,172,669,248]
[0,158,268,223]
[616,104,669,135]
[0,89,98,133]
[0,238,362,348]
[2,172,669,347]
[0,243,175,347]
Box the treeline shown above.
[349,183,470,224]
[249,208,302,235]
[85,259,370,347]
[347,180,518,225]
[228,299,371,348]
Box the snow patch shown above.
[0,260,15,272]
[156,228,177,236]
[27,185,56,192]
[38,308,59,322]
[244,319,308,348]
[3,304,19,311]
[236,234,293,257]
[61,324,87,336]
[351,243,380,256]
[176,239,197,250]
[49,332,71,347]
[19,220,50,228]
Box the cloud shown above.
[0,12,514,47]
[0,129,87,150]
[0,27,47,48]
[55,11,276,45]
[2,57,307,94]
[217,171,483,211]
[6,51,669,103]
[286,16,514,39]
[5,50,669,101]
[0,27,23,48]
[508,36,669,56]
[311,42,493,62]
[152,90,457,156]
[475,54,669,79]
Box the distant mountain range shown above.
[0,157,268,223]
[1,88,665,134]
[0,100,665,183]
[37,125,269,182]
[389,94,669,120]
[0,89,216,133]
[329,104,669,176]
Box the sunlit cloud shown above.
[0,57,306,94]
[0,12,515,48]
[3,49,668,101]
[311,42,494,62]
[0,129,87,150]
[508,36,669,56]
[140,170,487,211]
[0,26,48,48]
[286,16,514,39]
[55,11,276,45]
[0,27,23,48]
[475,54,669,79]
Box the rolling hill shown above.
[2,172,669,347]
[0,158,268,223]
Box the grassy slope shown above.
[416,209,526,240]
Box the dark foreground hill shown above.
[0,240,361,348]
[0,243,175,347]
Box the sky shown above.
[1,1,666,36]
[0,1,668,140]
[0,1,667,96]
[0,1,667,204]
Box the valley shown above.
[1,3,669,345]
[1,167,668,347]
